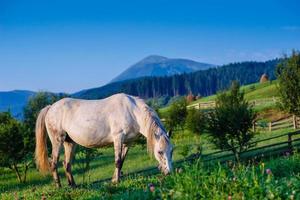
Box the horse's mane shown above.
[142,104,168,155]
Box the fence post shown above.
[252,122,256,132]
[293,115,297,129]
[269,122,272,132]
[288,133,293,154]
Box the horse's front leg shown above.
[112,144,129,183]
[112,136,128,183]
[120,144,129,171]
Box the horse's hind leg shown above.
[46,125,64,188]
[50,141,63,188]
[63,138,77,187]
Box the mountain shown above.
[2,58,281,119]
[110,55,214,83]
[73,59,280,100]
[0,90,35,119]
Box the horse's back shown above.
[45,93,144,147]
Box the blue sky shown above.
[0,0,299,93]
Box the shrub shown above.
[0,112,27,183]
[185,108,206,135]
[165,97,187,131]
[207,81,256,161]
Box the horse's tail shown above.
[35,105,51,173]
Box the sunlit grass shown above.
[2,151,300,199]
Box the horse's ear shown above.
[167,130,172,138]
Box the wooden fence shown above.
[88,130,300,186]
[187,101,216,109]
[250,97,278,106]
[188,97,278,110]
[254,115,300,132]
[201,130,300,163]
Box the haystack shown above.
[260,73,269,83]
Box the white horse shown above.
[35,93,173,187]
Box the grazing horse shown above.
[35,93,173,187]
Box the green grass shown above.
[244,81,278,100]
[192,81,278,104]
[0,131,197,198]
[2,151,300,199]
[159,81,279,116]
[1,127,298,199]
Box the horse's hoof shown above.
[69,183,77,188]
[111,178,119,184]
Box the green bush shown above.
[185,108,206,135]
[207,81,257,161]
[165,97,187,131]
[0,112,26,183]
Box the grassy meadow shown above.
[1,126,299,199]
[1,147,300,199]
[1,80,299,199]
[158,81,279,117]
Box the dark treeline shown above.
[75,59,280,99]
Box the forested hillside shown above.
[74,59,280,99]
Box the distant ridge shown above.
[74,59,280,100]
[0,90,35,119]
[110,55,214,83]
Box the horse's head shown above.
[153,131,173,175]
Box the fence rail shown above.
[253,115,300,132]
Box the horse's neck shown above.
[136,108,156,139]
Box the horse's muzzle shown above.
[163,171,170,175]
[158,164,171,175]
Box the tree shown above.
[165,97,187,131]
[185,108,206,135]
[0,112,27,183]
[276,51,300,117]
[207,81,256,161]
[23,92,68,154]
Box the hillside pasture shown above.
[1,81,297,199]
[159,81,279,116]
[1,126,300,199]
[1,138,300,199]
